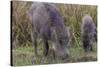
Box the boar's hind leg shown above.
[31,30,37,55]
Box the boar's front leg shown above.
[43,39,49,56]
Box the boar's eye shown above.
[59,40,62,44]
[65,36,68,39]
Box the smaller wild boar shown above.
[27,2,70,58]
[81,15,96,52]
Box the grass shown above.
[12,41,97,66]
[12,47,34,66]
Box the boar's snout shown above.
[52,42,69,58]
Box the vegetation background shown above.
[11,1,97,66]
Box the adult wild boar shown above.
[81,15,96,52]
[27,2,70,57]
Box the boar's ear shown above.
[26,9,33,22]
[51,28,58,40]
[26,3,35,22]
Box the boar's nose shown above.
[61,54,69,60]
[61,49,70,59]
[61,53,69,60]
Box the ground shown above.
[12,40,97,66]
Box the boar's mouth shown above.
[52,42,67,57]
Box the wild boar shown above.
[27,2,70,58]
[81,15,96,51]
